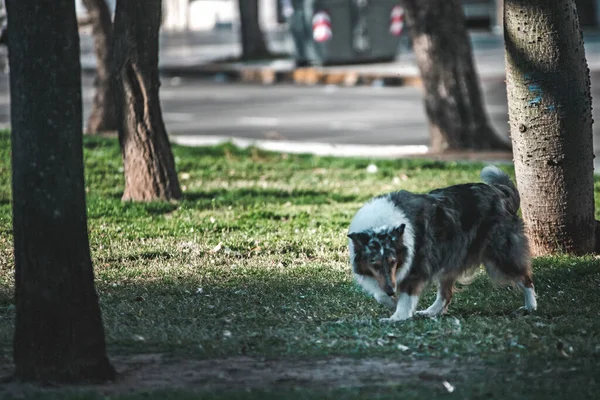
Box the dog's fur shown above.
[348,166,537,321]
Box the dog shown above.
[347,166,537,321]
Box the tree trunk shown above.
[504,0,596,255]
[82,0,118,134]
[401,0,510,152]
[6,0,115,382]
[237,0,271,60]
[111,0,182,201]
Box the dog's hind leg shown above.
[415,278,454,317]
[483,220,537,312]
[483,258,537,313]
[517,273,537,311]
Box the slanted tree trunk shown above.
[401,0,510,152]
[504,0,596,255]
[237,0,271,60]
[7,0,115,382]
[82,0,118,134]
[111,0,182,201]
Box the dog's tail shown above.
[480,165,520,214]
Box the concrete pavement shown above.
[2,27,600,171]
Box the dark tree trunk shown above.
[82,0,118,134]
[6,0,115,382]
[504,0,596,255]
[238,0,271,60]
[111,0,182,201]
[401,0,510,152]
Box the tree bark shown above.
[504,0,596,255]
[6,0,115,382]
[82,0,118,134]
[111,0,182,201]
[402,0,510,152]
[237,0,271,60]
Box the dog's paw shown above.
[380,315,410,323]
[414,310,438,318]
[380,317,401,323]
[510,306,535,318]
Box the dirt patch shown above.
[0,354,468,396]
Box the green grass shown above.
[1,131,600,399]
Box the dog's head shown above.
[348,224,407,297]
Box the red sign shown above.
[390,6,404,36]
[312,11,332,42]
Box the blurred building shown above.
[466,0,600,31]
[72,0,600,33]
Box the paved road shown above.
[148,75,510,146]
[0,66,599,168]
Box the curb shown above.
[170,135,429,157]
[159,62,424,87]
[82,60,424,88]
[169,135,516,165]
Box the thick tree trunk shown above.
[6,0,115,382]
[82,0,118,134]
[238,0,271,60]
[111,0,182,201]
[402,0,510,152]
[504,0,596,255]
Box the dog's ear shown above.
[348,231,370,250]
[392,224,405,245]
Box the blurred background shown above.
[1,0,600,167]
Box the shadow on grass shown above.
[1,257,599,399]
[100,186,357,209]
[182,188,358,207]
[105,251,174,264]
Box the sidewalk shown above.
[76,27,600,172]
[79,27,600,86]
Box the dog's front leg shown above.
[381,278,424,322]
[353,273,397,310]
[375,292,397,310]
[381,292,419,321]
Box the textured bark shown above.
[111,0,182,201]
[82,0,118,134]
[504,0,595,255]
[7,0,115,382]
[402,0,510,152]
[238,0,271,60]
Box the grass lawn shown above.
[0,131,599,398]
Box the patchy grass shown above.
[0,131,600,398]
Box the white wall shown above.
[76,0,281,32]
[188,0,280,32]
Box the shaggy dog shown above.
[348,166,537,321]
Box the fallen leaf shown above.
[442,381,455,393]
[366,164,378,174]
[210,243,223,253]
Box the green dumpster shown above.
[285,0,406,66]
